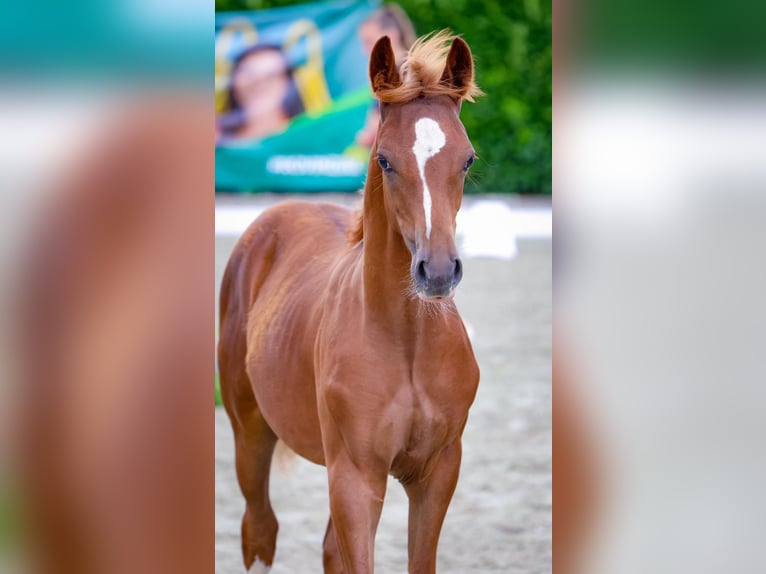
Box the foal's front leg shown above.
[325,447,388,573]
[403,439,462,574]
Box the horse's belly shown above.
[250,358,325,465]
[245,281,328,465]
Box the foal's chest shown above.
[317,300,479,476]
[388,382,458,482]
[385,358,475,479]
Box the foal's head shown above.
[369,31,481,301]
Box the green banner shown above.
[216,0,380,192]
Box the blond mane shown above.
[375,30,483,104]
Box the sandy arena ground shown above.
[215,194,551,573]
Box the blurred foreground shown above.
[1,1,214,571]
[0,93,215,573]
[556,0,766,572]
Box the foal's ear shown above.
[369,36,401,95]
[440,37,475,100]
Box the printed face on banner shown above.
[215,0,402,193]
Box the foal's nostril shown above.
[453,258,463,284]
[416,260,428,283]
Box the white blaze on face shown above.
[412,117,446,240]
[247,557,271,573]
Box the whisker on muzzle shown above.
[400,275,458,318]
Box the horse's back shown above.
[219,200,355,464]
[221,200,352,319]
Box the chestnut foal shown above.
[218,31,481,573]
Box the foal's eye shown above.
[463,155,475,171]
[377,154,393,172]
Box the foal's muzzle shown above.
[412,254,463,300]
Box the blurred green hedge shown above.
[216,0,551,194]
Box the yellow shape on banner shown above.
[215,19,259,114]
[283,20,332,114]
